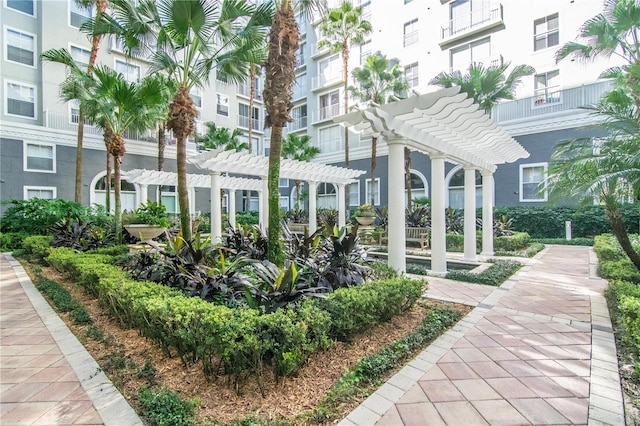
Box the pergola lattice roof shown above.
[333,86,529,172]
[123,169,263,191]
[189,150,366,184]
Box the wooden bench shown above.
[379,226,430,249]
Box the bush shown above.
[35,277,92,325]
[22,235,54,260]
[494,232,530,251]
[368,260,399,280]
[1,198,94,234]
[138,387,195,426]
[594,234,627,262]
[0,231,29,251]
[446,260,522,286]
[530,238,594,246]
[446,233,464,252]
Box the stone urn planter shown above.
[124,224,166,241]
[355,216,375,226]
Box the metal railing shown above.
[312,104,341,123]
[491,80,614,123]
[403,31,418,47]
[237,115,261,130]
[441,3,503,40]
[288,116,307,131]
[449,54,503,74]
[311,73,343,90]
[237,83,262,101]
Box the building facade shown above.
[0,0,622,216]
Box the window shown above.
[359,40,371,65]
[190,87,202,109]
[405,0,413,3]
[94,175,136,213]
[403,19,418,47]
[318,125,342,153]
[534,70,560,106]
[70,45,90,68]
[450,37,490,72]
[448,0,494,36]
[534,13,559,51]
[279,178,289,188]
[349,181,360,207]
[290,104,307,131]
[317,183,337,209]
[365,178,381,205]
[115,60,140,83]
[70,0,92,28]
[297,41,306,66]
[359,0,371,22]
[5,28,35,66]
[24,142,55,172]
[280,196,290,210]
[319,90,340,120]
[160,185,178,215]
[520,163,547,202]
[6,81,36,118]
[244,191,260,212]
[238,103,259,129]
[24,186,55,200]
[318,54,341,85]
[447,168,481,209]
[406,171,427,206]
[405,63,419,89]
[292,77,307,100]
[6,0,35,16]
[217,94,229,116]
[69,99,80,124]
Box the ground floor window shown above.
[24,186,56,200]
[93,175,136,213]
[520,163,547,202]
[349,181,360,207]
[243,191,259,212]
[365,178,380,206]
[406,171,427,206]
[317,182,337,209]
[447,167,481,209]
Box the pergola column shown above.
[337,184,346,228]
[431,154,447,275]
[260,177,268,231]
[481,170,495,256]
[387,138,407,273]
[189,186,196,215]
[138,184,148,206]
[210,172,222,242]
[463,166,477,262]
[308,181,317,234]
[228,189,236,229]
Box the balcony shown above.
[311,104,342,123]
[237,83,262,101]
[403,31,419,48]
[288,116,308,131]
[449,54,503,74]
[237,115,261,131]
[311,74,343,91]
[440,3,503,46]
[491,80,614,124]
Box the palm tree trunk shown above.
[105,150,111,214]
[342,42,351,213]
[605,203,640,270]
[114,153,122,243]
[268,125,285,264]
[176,134,191,241]
[75,109,85,203]
[405,147,412,210]
[371,136,377,206]
[249,64,256,153]
[157,122,165,206]
[295,180,301,210]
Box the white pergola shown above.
[123,169,263,231]
[334,86,529,274]
[188,150,366,240]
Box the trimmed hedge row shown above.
[446,232,530,253]
[446,260,522,286]
[42,247,424,380]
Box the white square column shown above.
[260,177,268,231]
[308,181,317,234]
[481,170,495,256]
[210,172,222,243]
[464,166,478,262]
[338,184,346,229]
[430,154,447,275]
[387,138,406,273]
[228,189,236,229]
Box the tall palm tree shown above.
[555,0,640,112]
[429,62,535,115]
[350,52,408,206]
[263,0,325,265]
[196,123,249,152]
[281,133,321,210]
[100,0,272,241]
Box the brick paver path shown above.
[0,254,142,426]
[342,246,625,425]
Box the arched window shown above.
[317,182,337,209]
[447,167,482,209]
[406,170,428,206]
[92,174,136,213]
[159,185,178,216]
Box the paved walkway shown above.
[0,254,142,426]
[342,246,625,425]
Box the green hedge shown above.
[445,232,530,253]
[0,231,30,251]
[22,235,53,259]
[493,205,639,238]
[43,247,423,381]
[446,260,522,286]
[530,238,594,246]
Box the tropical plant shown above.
[281,133,321,209]
[51,217,112,251]
[355,203,375,217]
[316,225,371,290]
[429,62,536,114]
[123,201,171,227]
[196,123,248,152]
[264,0,326,265]
[100,0,272,242]
[405,205,430,228]
[350,52,409,205]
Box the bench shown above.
[379,226,430,249]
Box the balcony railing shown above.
[311,74,343,90]
[288,116,308,131]
[449,54,503,74]
[441,3,503,43]
[237,83,262,101]
[311,104,342,123]
[403,31,418,47]
[491,80,614,123]
[237,115,261,130]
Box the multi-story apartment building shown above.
[0,0,623,216]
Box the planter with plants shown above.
[123,201,170,242]
[354,203,376,226]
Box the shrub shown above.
[594,234,627,262]
[138,387,195,426]
[367,260,398,280]
[530,237,594,246]
[35,277,92,325]
[446,233,464,252]
[0,231,29,251]
[446,260,521,286]
[494,232,530,251]
[1,198,96,234]
[22,235,54,260]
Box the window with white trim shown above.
[291,104,307,131]
[24,142,55,172]
[279,178,290,188]
[365,178,381,206]
[319,90,340,120]
[115,60,140,83]
[318,125,342,153]
[69,0,92,28]
[447,167,481,209]
[317,183,337,209]
[24,186,56,200]
[534,13,559,51]
[217,93,229,116]
[520,163,547,202]
[6,81,36,118]
[403,19,418,47]
[359,40,371,65]
[405,63,419,89]
[406,171,427,206]
[297,41,306,66]
[5,27,35,66]
[450,37,490,72]
[190,86,202,109]
[349,181,360,207]
[280,196,290,210]
[534,70,560,106]
[238,103,259,129]
[160,185,178,215]
[6,0,35,16]
[318,54,341,84]
[70,45,90,68]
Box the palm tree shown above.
[100,0,272,241]
[429,62,535,114]
[555,0,640,111]
[263,0,325,265]
[281,133,321,210]
[197,123,249,152]
[350,52,408,206]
